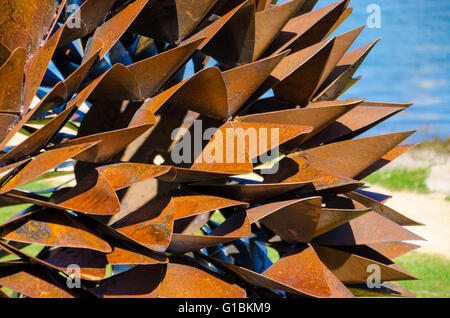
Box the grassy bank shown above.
[396,252,450,298]
[363,167,431,193]
[413,137,450,155]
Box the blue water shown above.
[279,0,450,142]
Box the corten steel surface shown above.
[0,0,424,298]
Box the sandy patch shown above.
[367,184,450,259]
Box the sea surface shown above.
[279,0,450,142]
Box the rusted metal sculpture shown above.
[0,0,424,298]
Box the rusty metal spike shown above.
[190,181,313,202]
[314,205,371,238]
[83,0,150,61]
[263,155,363,194]
[190,120,255,174]
[312,211,424,246]
[2,208,112,253]
[44,248,107,281]
[237,98,363,141]
[314,26,364,94]
[271,38,330,84]
[28,82,69,120]
[198,0,257,66]
[46,0,68,41]
[247,197,322,243]
[23,27,64,111]
[296,0,319,15]
[96,163,173,191]
[169,210,250,253]
[166,67,228,119]
[192,121,312,174]
[236,38,337,111]
[106,240,168,266]
[273,38,335,105]
[264,244,354,298]
[88,63,142,101]
[130,67,228,123]
[0,265,77,298]
[130,0,218,43]
[58,0,116,48]
[65,72,109,110]
[198,249,352,298]
[158,166,236,183]
[0,158,30,177]
[189,0,249,51]
[174,214,210,236]
[111,197,174,253]
[214,0,247,16]
[0,41,12,65]
[314,38,380,101]
[63,49,101,97]
[324,7,353,39]
[172,194,248,220]
[0,0,61,56]
[0,47,26,113]
[0,142,98,193]
[345,190,422,226]
[314,245,418,284]
[51,170,121,215]
[366,241,421,260]
[128,38,204,99]
[0,82,70,151]
[269,25,363,105]
[90,264,164,298]
[0,105,77,166]
[55,125,152,163]
[355,144,415,181]
[0,240,106,282]
[73,211,169,263]
[223,51,288,114]
[299,131,415,179]
[253,0,304,60]
[197,253,307,295]
[265,0,349,55]
[158,262,246,298]
[5,173,121,216]
[305,101,411,148]
[256,0,272,11]
[0,114,20,147]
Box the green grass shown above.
[210,210,226,224]
[0,181,53,225]
[413,137,450,155]
[395,252,450,298]
[266,245,280,263]
[363,167,431,193]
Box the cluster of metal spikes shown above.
[0,0,424,298]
